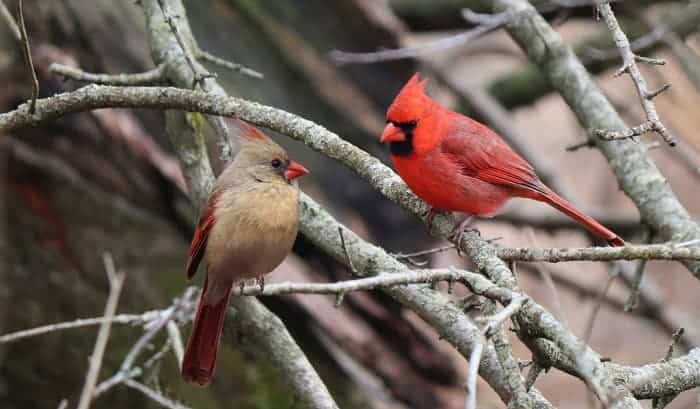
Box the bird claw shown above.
[449,216,477,257]
[256,276,265,292]
[423,207,437,234]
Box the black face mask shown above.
[388,121,417,157]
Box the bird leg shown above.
[449,216,477,256]
[423,207,443,234]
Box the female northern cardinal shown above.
[182,122,308,385]
[380,73,624,247]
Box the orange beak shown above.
[284,160,309,181]
[380,123,406,143]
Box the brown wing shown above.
[186,189,222,278]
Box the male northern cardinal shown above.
[181,122,308,385]
[380,73,624,246]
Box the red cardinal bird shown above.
[182,122,308,385]
[380,73,624,246]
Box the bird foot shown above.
[423,207,437,233]
[423,207,446,235]
[256,276,265,292]
[449,216,477,256]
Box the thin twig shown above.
[49,63,167,86]
[166,320,184,367]
[0,314,148,344]
[338,227,357,273]
[329,10,513,64]
[16,0,38,113]
[663,328,685,361]
[235,268,516,304]
[123,379,191,409]
[624,260,647,312]
[76,253,126,409]
[465,342,484,409]
[583,266,618,344]
[498,244,700,263]
[196,49,263,79]
[156,0,213,88]
[92,287,197,397]
[0,0,20,41]
[481,295,529,337]
[652,328,686,409]
[595,1,674,146]
[392,244,456,260]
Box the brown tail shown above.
[182,276,232,385]
[536,190,625,247]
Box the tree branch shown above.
[16,0,38,113]
[76,253,126,409]
[594,2,673,145]
[49,63,167,86]
[498,244,700,262]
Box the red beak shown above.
[284,161,309,181]
[380,123,406,143]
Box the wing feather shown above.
[186,189,222,278]
[440,117,546,195]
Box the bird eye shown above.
[408,120,417,127]
[271,159,282,168]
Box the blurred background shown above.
[1,0,699,408]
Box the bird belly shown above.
[391,154,511,216]
[204,185,299,291]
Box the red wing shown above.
[440,116,546,194]
[186,190,222,278]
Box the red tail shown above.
[537,190,625,247]
[182,276,232,385]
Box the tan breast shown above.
[204,183,299,282]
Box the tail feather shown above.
[182,276,232,385]
[537,190,625,247]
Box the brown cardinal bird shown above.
[181,122,308,385]
[380,73,624,246]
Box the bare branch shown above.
[328,9,512,64]
[497,244,700,263]
[16,0,38,113]
[465,342,484,409]
[0,0,20,41]
[49,63,167,86]
[0,314,148,344]
[123,379,191,409]
[76,253,126,409]
[595,2,674,146]
[234,268,515,302]
[583,267,617,343]
[623,260,647,312]
[166,320,184,367]
[481,295,529,338]
[196,49,263,79]
[155,0,213,88]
